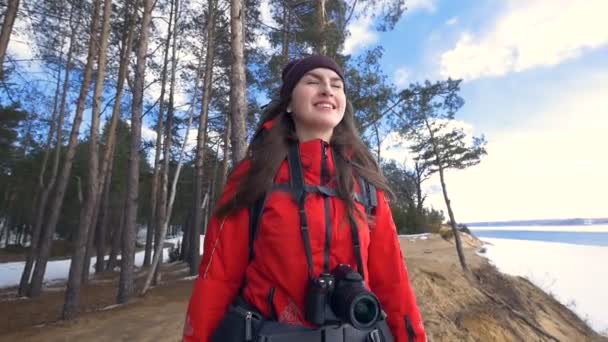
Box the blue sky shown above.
[7,0,607,222]
[344,0,608,222]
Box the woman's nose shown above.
[320,81,334,96]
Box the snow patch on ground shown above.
[479,237,608,335]
[0,235,205,289]
[471,224,608,232]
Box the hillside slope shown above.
[0,233,604,341]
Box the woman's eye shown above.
[332,84,343,89]
[307,81,319,84]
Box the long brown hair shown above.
[215,96,393,229]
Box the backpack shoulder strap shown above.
[358,176,378,215]
[248,193,267,262]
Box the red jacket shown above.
[184,139,426,342]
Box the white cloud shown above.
[393,67,410,89]
[380,131,415,168]
[422,73,608,222]
[344,15,378,55]
[252,0,274,52]
[7,10,42,74]
[407,0,437,13]
[440,0,608,80]
[445,16,458,26]
[183,127,199,150]
[343,0,437,55]
[259,0,275,26]
[141,124,158,142]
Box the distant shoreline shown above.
[465,218,608,227]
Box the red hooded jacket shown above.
[183,139,426,342]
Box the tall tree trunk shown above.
[17,15,73,295]
[314,0,327,55]
[0,221,5,246]
[281,4,290,62]
[180,210,190,262]
[106,200,125,271]
[146,0,175,268]
[206,146,221,234]
[141,63,199,296]
[95,149,113,273]
[229,0,247,165]
[414,162,424,215]
[18,40,63,296]
[152,0,177,273]
[87,0,136,278]
[63,0,113,319]
[155,0,180,285]
[192,0,216,275]
[373,121,381,165]
[424,118,468,273]
[221,115,231,187]
[4,216,10,246]
[0,0,20,79]
[16,224,23,246]
[29,0,101,298]
[38,47,64,192]
[117,0,153,304]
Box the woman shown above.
[183,55,426,342]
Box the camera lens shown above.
[350,295,380,328]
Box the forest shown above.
[0,0,486,320]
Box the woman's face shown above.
[288,68,346,142]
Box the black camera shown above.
[305,264,382,330]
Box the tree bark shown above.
[0,0,20,79]
[86,0,136,278]
[373,121,381,165]
[106,200,125,271]
[63,0,113,319]
[315,0,327,55]
[117,0,153,304]
[414,161,424,215]
[18,3,78,297]
[192,0,216,275]
[95,149,113,273]
[154,0,179,281]
[229,0,248,165]
[180,210,190,262]
[281,4,290,62]
[141,63,199,297]
[221,114,231,188]
[146,0,175,268]
[29,0,101,298]
[424,118,468,273]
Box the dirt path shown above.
[0,277,192,342]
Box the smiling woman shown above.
[183,55,428,342]
[287,68,346,142]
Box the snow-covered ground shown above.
[0,235,204,289]
[471,224,608,232]
[479,237,608,335]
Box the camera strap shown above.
[287,142,366,279]
[287,142,316,279]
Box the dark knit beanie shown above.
[280,55,345,99]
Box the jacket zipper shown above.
[405,315,416,342]
[321,142,331,274]
[267,287,277,320]
[245,311,253,341]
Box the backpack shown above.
[246,143,378,263]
